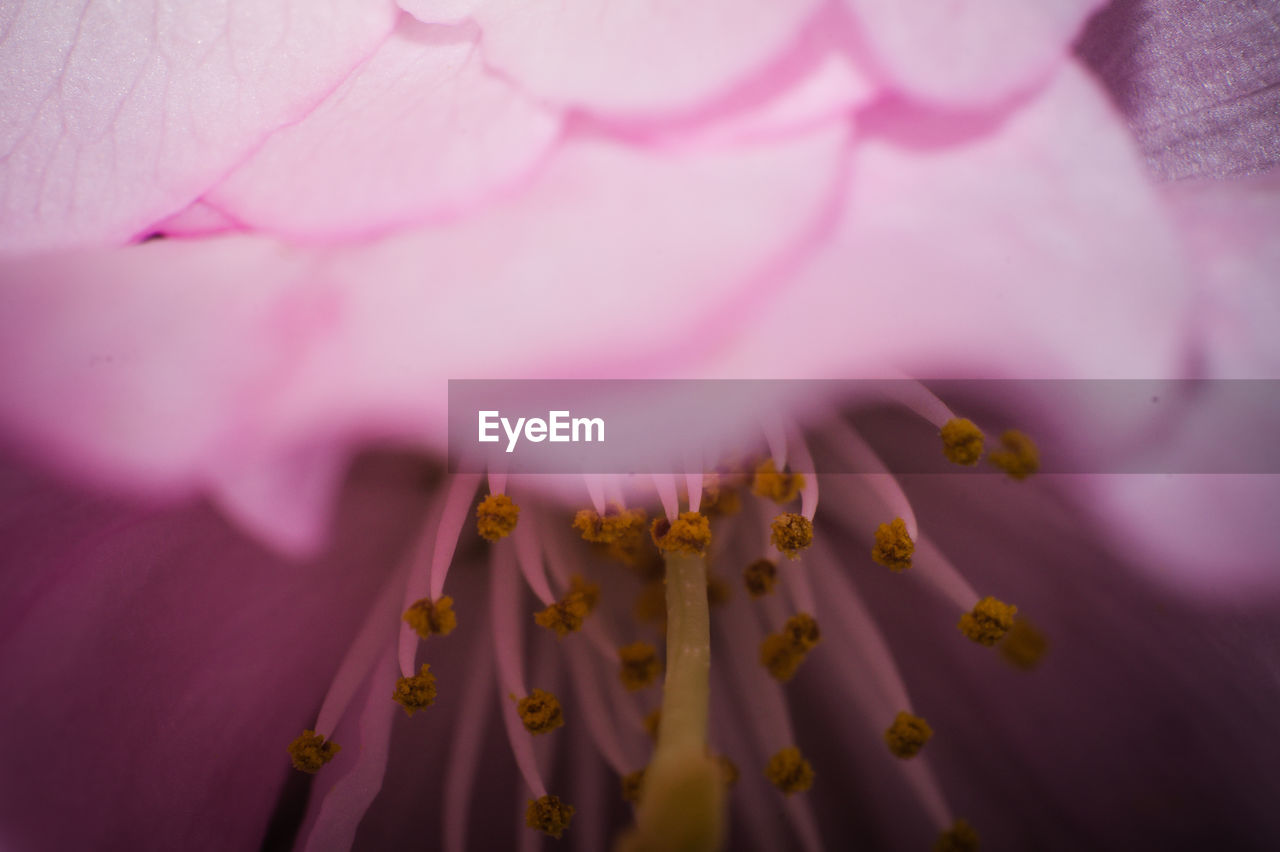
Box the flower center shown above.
[284,387,1050,851]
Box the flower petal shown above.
[0,0,397,253]
[203,18,561,240]
[470,0,827,117]
[707,61,1191,380]
[842,0,1106,105]
[0,451,427,850]
[0,126,848,552]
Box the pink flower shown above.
[0,1,1277,850]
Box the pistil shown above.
[623,550,725,852]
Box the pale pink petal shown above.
[0,0,397,253]
[706,61,1191,381]
[471,0,827,117]
[397,0,479,24]
[0,126,848,552]
[205,18,561,240]
[1078,172,1280,596]
[0,451,426,851]
[151,199,244,238]
[842,0,1106,105]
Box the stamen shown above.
[491,548,547,797]
[526,795,575,839]
[989,429,1039,479]
[622,769,646,803]
[871,518,915,572]
[444,625,495,852]
[517,688,566,735]
[959,596,1018,646]
[788,432,820,521]
[573,505,649,546]
[1000,617,1048,669]
[752,459,806,504]
[429,473,482,600]
[914,535,981,611]
[759,613,822,682]
[402,596,458,640]
[392,664,438,716]
[716,600,823,850]
[940,418,985,466]
[564,638,636,773]
[513,522,555,606]
[820,419,918,535]
[534,582,597,637]
[744,558,778,597]
[652,473,680,523]
[935,819,980,852]
[477,493,520,541]
[686,470,704,514]
[770,513,813,559]
[651,511,713,556]
[884,712,933,758]
[618,641,662,691]
[287,730,340,774]
[764,747,814,794]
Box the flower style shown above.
[1,0,1279,850]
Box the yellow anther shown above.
[651,512,712,556]
[713,753,739,789]
[934,819,980,852]
[706,572,732,607]
[402,596,457,640]
[989,429,1039,480]
[744,558,778,597]
[770,512,813,559]
[287,730,340,774]
[1000,617,1048,670]
[535,584,597,637]
[941,417,985,466]
[752,459,806,504]
[959,596,1018,646]
[516,688,565,735]
[621,769,645,803]
[871,517,914,573]
[618,641,662,691]
[526,794,574,839]
[884,711,933,759]
[391,664,437,717]
[573,505,648,545]
[764,746,813,795]
[476,493,519,541]
[634,580,667,629]
[643,708,662,740]
[760,613,822,682]
[700,474,741,516]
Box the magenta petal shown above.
[205,18,561,240]
[0,0,397,252]
[0,452,428,850]
[842,0,1106,105]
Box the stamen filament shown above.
[514,522,556,606]
[444,626,495,852]
[430,473,482,600]
[491,549,546,797]
[820,418,919,539]
[653,473,680,523]
[788,431,819,521]
[915,535,981,611]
